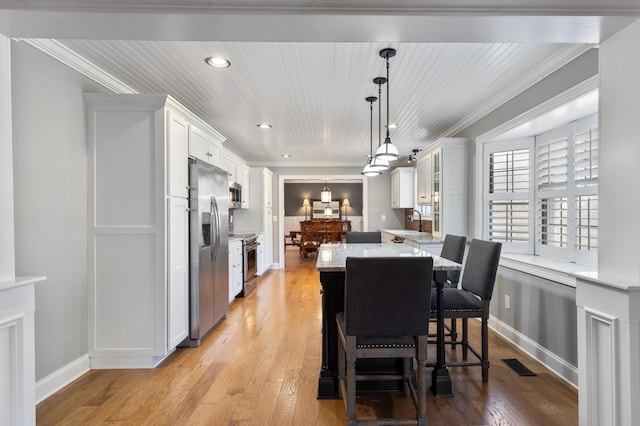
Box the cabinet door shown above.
[237,165,250,209]
[167,110,189,198]
[416,153,432,205]
[228,240,242,302]
[432,148,442,237]
[222,155,236,181]
[263,208,273,268]
[168,197,189,349]
[257,233,265,275]
[207,140,222,169]
[189,124,209,163]
[263,170,273,208]
[391,171,400,208]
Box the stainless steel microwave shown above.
[229,182,242,209]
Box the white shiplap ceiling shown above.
[2,1,639,166]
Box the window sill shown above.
[499,254,596,288]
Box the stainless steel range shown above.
[229,233,260,296]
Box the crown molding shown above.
[19,38,137,94]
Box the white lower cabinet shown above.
[168,197,189,348]
[228,239,243,303]
[257,233,266,275]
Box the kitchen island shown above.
[380,229,444,254]
[315,242,462,399]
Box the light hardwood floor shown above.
[37,248,578,425]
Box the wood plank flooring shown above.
[37,248,578,425]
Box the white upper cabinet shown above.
[390,167,415,209]
[189,124,223,169]
[416,138,469,238]
[221,154,236,182]
[167,110,189,198]
[236,164,250,209]
[416,152,432,205]
[262,168,273,208]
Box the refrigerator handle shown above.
[211,196,221,260]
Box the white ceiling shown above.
[2,1,638,167]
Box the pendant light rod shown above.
[366,96,377,157]
[370,76,390,171]
[362,96,381,177]
[376,48,399,162]
[373,77,386,149]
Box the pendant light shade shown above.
[375,48,400,162]
[320,181,332,203]
[362,157,382,177]
[361,96,382,177]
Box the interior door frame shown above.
[276,174,368,269]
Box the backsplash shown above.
[404,208,432,233]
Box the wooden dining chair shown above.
[345,231,381,243]
[430,239,502,381]
[299,221,320,257]
[337,256,433,425]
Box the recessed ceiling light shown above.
[205,57,231,68]
[281,154,292,158]
[387,123,398,129]
[257,123,272,129]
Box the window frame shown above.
[482,137,535,254]
[482,113,598,266]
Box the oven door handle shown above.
[244,242,259,251]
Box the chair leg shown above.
[402,358,410,397]
[338,334,346,400]
[417,336,428,426]
[346,336,357,426]
[482,313,490,382]
[462,318,469,360]
[450,318,458,349]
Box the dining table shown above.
[315,242,463,399]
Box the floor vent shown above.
[502,358,537,376]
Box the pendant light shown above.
[320,181,332,203]
[375,48,400,162]
[361,96,381,177]
[369,76,390,171]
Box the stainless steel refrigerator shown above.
[183,158,229,347]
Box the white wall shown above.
[11,40,108,380]
[0,34,15,280]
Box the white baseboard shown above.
[36,354,90,404]
[489,315,578,389]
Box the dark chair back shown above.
[344,257,433,336]
[440,234,467,284]
[460,239,502,300]
[345,231,382,243]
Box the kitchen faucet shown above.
[411,209,423,233]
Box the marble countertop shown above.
[380,229,443,244]
[316,242,461,272]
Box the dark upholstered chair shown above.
[434,234,467,346]
[345,231,382,243]
[439,234,467,288]
[337,256,433,426]
[430,239,502,381]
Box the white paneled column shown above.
[576,19,640,426]
[0,34,15,280]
